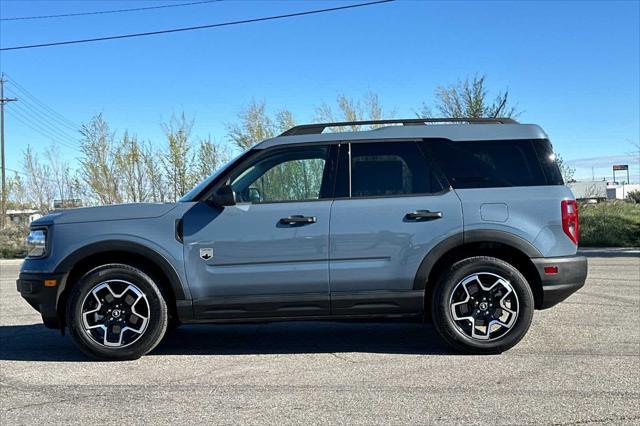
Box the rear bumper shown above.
[16,272,68,329]
[532,255,588,309]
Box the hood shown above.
[32,203,179,226]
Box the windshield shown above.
[179,150,249,202]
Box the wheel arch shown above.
[55,240,188,328]
[415,231,543,319]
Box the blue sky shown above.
[1,0,639,182]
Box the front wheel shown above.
[432,256,534,354]
[66,264,168,360]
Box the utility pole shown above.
[0,74,18,229]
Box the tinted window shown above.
[427,139,549,189]
[231,147,329,203]
[533,139,564,185]
[349,142,443,197]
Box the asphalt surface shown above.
[1,249,639,425]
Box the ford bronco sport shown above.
[17,118,588,360]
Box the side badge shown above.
[200,248,213,260]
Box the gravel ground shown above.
[1,249,639,425]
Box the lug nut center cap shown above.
[112,309,121,318]
[478,302,489,311]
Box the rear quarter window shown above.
[533,139,564,185]
[425,139,557,189]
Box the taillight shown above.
[561,199,579,245]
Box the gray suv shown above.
[17,118,588,360]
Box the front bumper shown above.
[532,255,588,309]
[17,272,68,329]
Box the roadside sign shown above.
[54,199,82,209]
[612,165,630,188]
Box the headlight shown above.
[26,229,47,258]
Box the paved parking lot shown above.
[1,249,639,425]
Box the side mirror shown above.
[211,184,236,207]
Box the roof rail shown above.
[279,117,519,136]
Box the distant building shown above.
[5,209,42,226]
[568,181,639,201]
[567,181,608,200]
[54,199,83,209]
[606,183,640,200]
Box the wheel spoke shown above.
[449,271,519,342]
[80,279,150,348]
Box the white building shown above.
[568,181,639,201]
[5,209,42,226]
[567,181,608,200]
[606,183,640,200]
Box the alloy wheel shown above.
[80,280,150,348]
[449,272,519,341]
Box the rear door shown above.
[182,144,337,319]
[329,141,463,316]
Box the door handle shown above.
[279,215,317,225]
[404,210,443,221]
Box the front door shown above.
[329,141,463,316]
[182,145,336,320]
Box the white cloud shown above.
[566,154,639,168]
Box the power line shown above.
[6,110,80,152]
[5,167,27,176]
[5,108,80,152]
[4,74,79,129]
[0,0,395,51]
[6,84,78,132]
[1,76,83,153]
[5,167,64,186]
[7,93,81,142]
[1,0,222,21]
[5,107,81,152]
[12,100,80,143]
[6,167,34,178]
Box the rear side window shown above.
[348,142,443,197]
[426,139,553,189]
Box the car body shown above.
[17,118,588,359]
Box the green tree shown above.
[228,100,274,151]
[420,75,518,119]
[627,190,640,203]
[228,100,295,150]
[195,136,230,181]
[555,154,576,183]
[161,113,196,202]
[46,144,78,206]
[315,91,394,131]
[143,142,167,203]
[22,146,55,212]
[6,171,27,210]
[115,132,149,203]
[79,114,121,205]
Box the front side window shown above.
[231,146,329,203]
[349,142,443,197]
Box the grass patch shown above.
[579,201,640,247]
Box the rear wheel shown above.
[432,256,534,354]
[66,264,168,360]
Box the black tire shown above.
[66,264,168,361]
[431,256,534,354]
